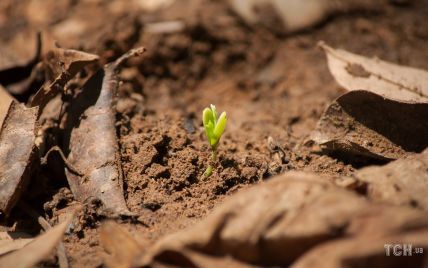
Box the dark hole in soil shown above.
[324,150,390,169]
[141,202,163,212]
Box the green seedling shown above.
[202,104,227,178]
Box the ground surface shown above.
[1,0,428,267]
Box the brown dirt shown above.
[1,0,428,267]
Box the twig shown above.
[18,202,69,268]
[41,146,83,176]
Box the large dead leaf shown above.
[311,43,428,160]
[353,148,428,210]
[0,213,73,268]
[63,47,145,215]
[319,42,428,103]
[0,87,38,216]
[311,90,428,160]
[294,229,428,268]
[138,171,428,267]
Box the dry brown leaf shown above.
[294,229,428,268]
[30,47,99,110]
[310,90,428,160]
[139,171,428,267]
[0,47,97,216]
[0,87,38,216]
[319,42,428,102]
[0,232,33,256]
[0,213,73,268]
[100,221,143,268]
[354,148,428,210]
[63,47,145,216]
[0,240,33,256]
[311,43,428,159]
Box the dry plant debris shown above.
[63,47,145,216]
[0,87,38,216]
[0,0,427,267]
[100,171,428,267]
[0,213,74,268]
[311,43,428,160]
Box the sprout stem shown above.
[203,165,213,178]
[211,149,217,162]
[204,149,217,178]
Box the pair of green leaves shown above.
[203,105,227,149]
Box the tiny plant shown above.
[202,104,227,178]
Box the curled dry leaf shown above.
[100,221,143,268]
[0,86,38,216]
[0,46,97,217]
[312,39,428,160]
[30,47,99,111]
[311,90,428,160]
[63,47,145,216]
[139,171,428,267]
[319,42,428,102]
[227,0,380,34]
[0,213,73,268]
[32,47,99,155]
[354,148,428,210]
